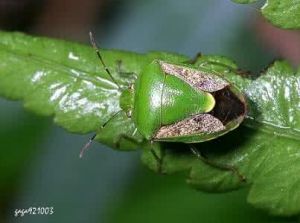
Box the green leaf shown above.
[106,168,290,223]
[0,31,186,150]
[232,0,300,29]
[0,32,299,216]
[142,57,300,216]
[0,103,49,193]
[262,0,300,29]
[231,0,258,3]
[0,31,141,135]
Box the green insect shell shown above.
[125,60,246,143]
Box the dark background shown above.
[0,0,299,222]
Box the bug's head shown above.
[119,84,134,118]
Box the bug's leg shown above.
[150,140,164,173]
[113,132,162,170]
[79,110,122,158]
[114,133,142,149]
[185,52,202,64]
[184,51,238,73]
[187,53,253,78]
[190,146,246,182]
[185,52,234,69]
[116,59,137,77]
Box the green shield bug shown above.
[132,60,246,143]
[81,32,246,180]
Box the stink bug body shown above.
[132,60,246,143]
[81,32,246,180]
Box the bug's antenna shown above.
[79,133,96,158]
[89,31,120,89]
[79,110,123,158]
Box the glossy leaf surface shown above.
[143,57,300,216]
[232,0,300,29]
[0,32,299,216]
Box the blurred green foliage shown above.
[0,32,299,216]
[232,0,300,29]
[0,1,299,223]
[0,101,49,221]
[106,167,297,223]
